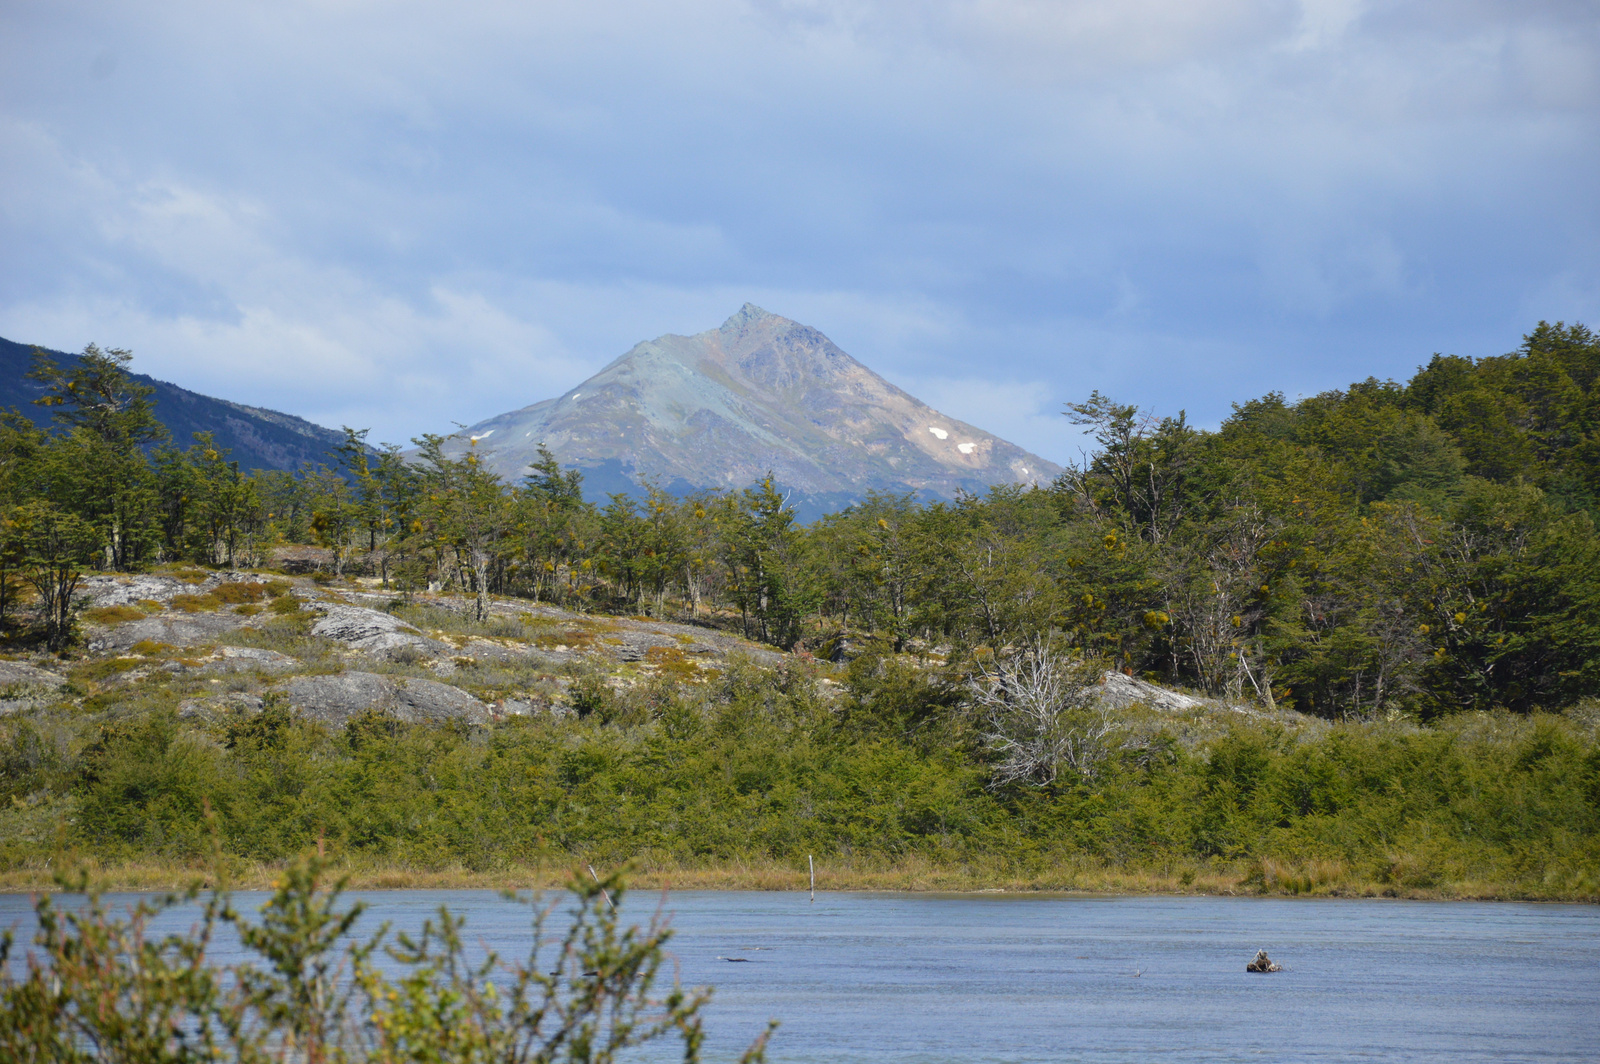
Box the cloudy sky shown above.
[2,1,1596,462]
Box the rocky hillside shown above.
[442,305,1063,515]
[0,566,1295,743]
[0,569,788,730]
[0,336,352,473]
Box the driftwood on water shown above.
[1246,949,1282,972]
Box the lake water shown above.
[4,889,1597,1062]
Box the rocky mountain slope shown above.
[444,305,1062,514]
[0,336,351,472]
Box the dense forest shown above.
[6,324,1598,720]
[1,326,1597,902]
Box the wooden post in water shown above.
[588,864,616,911]
[808,854,814,904]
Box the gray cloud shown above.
[1,0,1596,460]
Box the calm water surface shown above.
[4,889,1596,1062]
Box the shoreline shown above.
[3,858,1594,904]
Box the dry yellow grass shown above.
[82,604,152,624]
[2,854,1583,901]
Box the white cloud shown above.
[756,0,1289,78]
[0,0,1595,451]
[1289,0,1367,51]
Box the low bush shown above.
[169,593,223,613]
[212,581,269,605]
[82,604,149,624]
[268,595,307,617]
[0,854,774,1063]
[3,659,1597,899]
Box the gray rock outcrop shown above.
[87,611,253,652]
[0,660,67,689]
[1095,671,1204,712]
[203,646,301,673]
[282,671,488,726]
[76,571,267,608]
[0,659,68,714]
[179,694,265,721]
[77,573,189,607]
[309,604,448,659]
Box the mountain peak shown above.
[448,309,1062,518]
[719,302,780,335]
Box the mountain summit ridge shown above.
[451,305,1062,511]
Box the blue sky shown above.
[2,0,1596,463]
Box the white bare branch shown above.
[969,640,1117,787]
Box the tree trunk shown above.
[472,549,490,621]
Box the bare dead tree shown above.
[969,640,1118,787]
[1159,503,1275,700]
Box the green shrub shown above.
[0,855,774,1063]
[213,581,268,605]
[169,593,223,613]
[5,664,1597,897]
[82,604,149,624]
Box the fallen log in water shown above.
[1246,949,1282,972]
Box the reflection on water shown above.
[4,888,1596,1062]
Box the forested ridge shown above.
[1,326,1597,900]
[11,325,1598,718]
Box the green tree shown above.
[596,493,650,606]
[720,478,813,648]
[1062,391,1199,544]
[152,441,201,561]
[919,494,1059,652]
[638,482,688,616]
[29,344,165,569]
[1292,379,1466,507]
[516,445,592,605]
[305,467,359,578]
[523,443,586,508]
[821,491,926,651]
[1413,480,1600,714]
[0,411,49,627]
[15,500,100,650]
[254,469,315,546]
[1405,322,1600,512]
[412,434,511,620]
[188,433,262,567]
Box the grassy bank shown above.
[4,852,1594,904]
